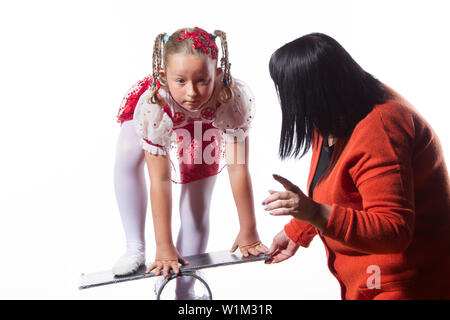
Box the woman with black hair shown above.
[263,33,450,299]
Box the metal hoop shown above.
[155,270,213,300]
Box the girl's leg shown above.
[112,120,147,275]
[175,174,217,299]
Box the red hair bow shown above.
[177,27,218,60]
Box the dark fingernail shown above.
[262,201,265,205]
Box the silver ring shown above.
[155,270,213,300]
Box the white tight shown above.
[113,120,216,296]
[114,120,148,254]
[175,172,216,297]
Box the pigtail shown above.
[214,30,234,104]
[148,32,167,106]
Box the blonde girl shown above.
[113,27,267,299]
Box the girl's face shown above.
[161,53,221,110]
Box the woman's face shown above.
[161,53,221,110]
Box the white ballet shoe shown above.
[112,252,145,276]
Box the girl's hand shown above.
[145,244,189,278]
[262,174,322,225]
[230,229,268,257]
[265,229,300,264]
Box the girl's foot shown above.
[112,252,145,276]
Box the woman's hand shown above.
[230,228,268,257]
[146,243,189,278]
[262,174,331,231]
[265,229,300,264]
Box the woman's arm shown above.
[264,170,412,255]
[145,151,188,277]
[226,135,268,256]
[264,107,417,255]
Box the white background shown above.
[0,0,449,299]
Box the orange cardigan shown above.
[284,90,450,299]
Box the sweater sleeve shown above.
[322,104,416,254]
[284,219,318,248]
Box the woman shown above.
[264,33,450,299]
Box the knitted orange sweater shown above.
[284,90,450,299]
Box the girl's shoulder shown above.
[132,86,174,155]
[122,75,154,103]
[229,77,255,107]
[214,76,256,132]
[117,75,154,123]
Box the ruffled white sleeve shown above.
[133,90,173,155]
[213,78,255,141]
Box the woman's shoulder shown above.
[358,92,417,140]
[347,89,434,164]
[374,88,440,153]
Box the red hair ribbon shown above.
[177,27,218,60]
[152,79,162,90]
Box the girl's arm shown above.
[144,151,188,277]
[226,135,268,256]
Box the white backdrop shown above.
[0,0,449,299]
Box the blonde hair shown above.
[148,27,233,105]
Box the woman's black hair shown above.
[269,32,390,159]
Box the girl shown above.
[113,27,267,299]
